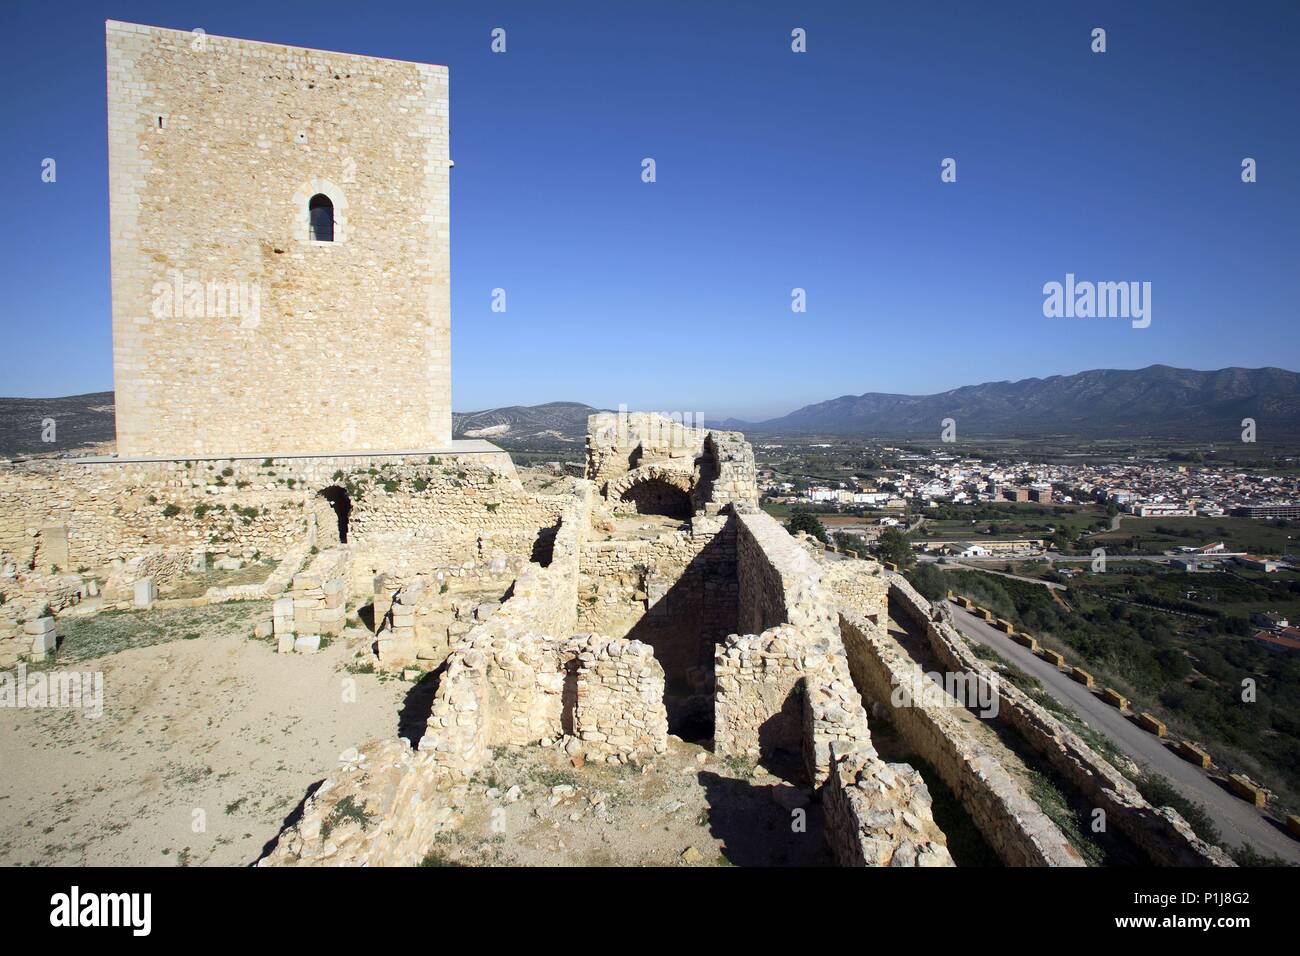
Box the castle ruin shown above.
[0,23,1234,869]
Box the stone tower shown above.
[105,21,451,458]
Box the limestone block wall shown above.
[374,570,512,667]
[562,634,669,762]
[734,508,838,640]
[821,558,890,626]
[287,547,351,638]
[102,546,200,600]
[889,576,1233,867]
[577,514,736,721]
[713,626,808,762]
[823,741,955,867]
[699,432,759,512]
[106,21,451,457]
[838,609,1084,867]
[800,641,876,787]
[712,625,875,790]
[262,628,670,866]
[578,517,736,635]
[0,618,25,668]
[0,451,548,593]
[586,412,705,490]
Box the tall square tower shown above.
[105,21,451,457]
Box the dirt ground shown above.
[1,596,833,868]
[424,740,830,867]
[0,602,410,866]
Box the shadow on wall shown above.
[397,664,445,749]
[697,770,830,866]
[256,778,324,864]
[757,691,806,781]
[530,520,559,567]
[624,531,737,741]
[693,435,720,509]
[561,659,579,736]
[316,486,352,544]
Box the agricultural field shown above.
[1091,515,1297,556]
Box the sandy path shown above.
[0,622,409,867]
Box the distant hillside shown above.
[7,365,1298,457]
[0,396,601,457]
[0,392,115,457]
[719,366,1300,438]
[452,402,601,444]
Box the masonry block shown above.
[133,576,156,608]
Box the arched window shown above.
[309,194,334,242]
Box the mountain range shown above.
[4,366,1297,457]
[717,365,1300,438]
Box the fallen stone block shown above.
[294,635,321,655]
[23,616,56,636]
[133,576,156,609]
[30,630,57,658]
[277,633,296,654]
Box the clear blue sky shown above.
[1,0,1297,420]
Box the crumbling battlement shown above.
[585,411,757,515]
[820,557,890,627]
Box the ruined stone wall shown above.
[261,627,670,866]
[838,609,1084,867]
[823,741,955,867]
[272,547,351,650]
[374,568,514,667]
[577,514,736,725]
[734,508,838,640]
[0,450,545,583]
[821,557,890,626]
[106,21,451,457]
[889,576,1233,867]
[585,412,758,515]
[713,626,808,763]
[562,634,669,762]
[586,412,704,491]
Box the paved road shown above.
[919,551,1215,565]
[946,603,1300,864]
[944,563,1067,590]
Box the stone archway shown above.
[608,465,693,519]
